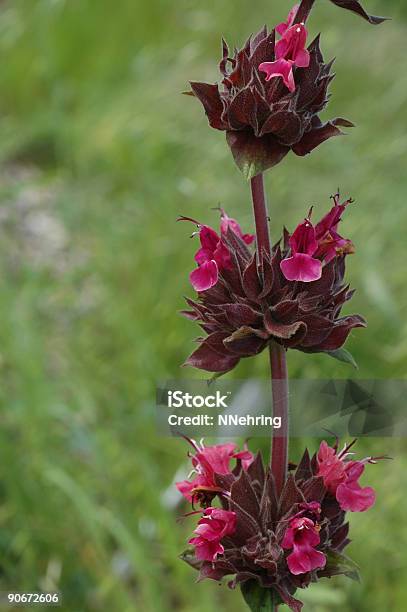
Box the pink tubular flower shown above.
[189,507,236,562]
[180,212,254,292]
[280,193,354,282]
[176,438,254,504]
[191,225,231,292]
[293,501,322,520]
[336,462,375,512]
[314,192,354,263]
[220,210,255,245]
[276,4,299,36]
[259,18,310,92]
[282,516,326,575]
[280,217,322,282]
[317,440,378,513]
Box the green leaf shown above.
[226,131,289,180]
[324,551,361,582]
[326,348,358,369]
[240,581,281,612]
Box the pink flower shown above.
[275,23,310,67]
[336,462,376,512]
[282,516,326,575]
[232,446,254,470]
[317,440,377,513]
[293,501,322,520]
[259,21,310,92]
[190,224,232,292]
[317,440,346,495]
[220,210,255,245]
[189,507,236,562]
[280,193,354,283]
[276,4,299,36]
[314,193,354,263]
[176,439,254,504]
[280,217,322,282]
[180,212,254,292]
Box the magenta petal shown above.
[287,545,326,575]
[345,461,365,481]
[190,260,219,291]
[233,449,254,470]
[282,517,326,576]
[220,213,255,245]
[321,246,337,264]
[281,528,295,549]
[175,479,195,502]
[336,481,376,512]
[317,441,346,494]
[315,202,346,238]
[295,48,310,68]
[275,37,290,60]
[194,247,213,265]
[196,443,237,475]
[191,538,224,562]
[259,59,295,92]
[213,241,232,269]
[276,23,288,36]
[280,254,322,282]
[289,219,318,255]
[276,4,299,36]
[199,225,220,252]
[275,23,309,66]
[220,214,242,237]
[242,233,255,245]
[189,508,236,562]
[194,523,223,541]
[204,507,236,534]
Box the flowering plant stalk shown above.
[251,172,289,497]
[175,1,388,610]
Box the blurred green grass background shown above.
[0,0,405,610]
